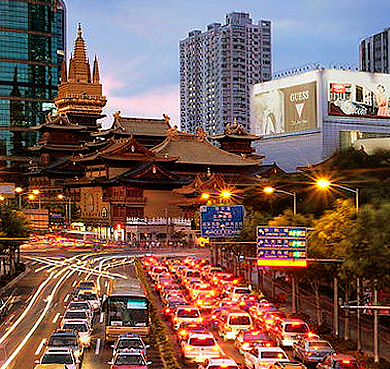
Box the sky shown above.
[66,0,390,128]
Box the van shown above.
[217,309,253,341]
[271,318,310,347]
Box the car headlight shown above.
[80,335,90,343]
[74,349,81,358]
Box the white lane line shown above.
[64,293,70,303]
[72,280,78,287]
[100,312,104,324]
[95,338,101,355]
[34,338,46,355]
[0,269,74,369]
[78,271,82,276]
[52,312,60,324]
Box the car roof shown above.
[188,332,214,339]
[332,354,358,361]
[44,348,73,353]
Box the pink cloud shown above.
[99,84,179,129]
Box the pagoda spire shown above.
[60,57,67,83]
[69,23,90,83]
[93,56,100,84]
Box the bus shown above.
[102,278,149,340]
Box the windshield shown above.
[107,296,148,327]
[42,353,73,364]
[62,323,87,332]
[79,281,95,288]
[308,341,333,349]
[335,361,359,369]
[78,294,98,301]
[117,338,144,350]
[64,311,88,319]
[188,337,216,346]
[261,352,288,359]
[177,309,200,318]
[285,323,308,333]
[229,315,251,326]
[69,303,90,310]
[114,354,146,365]
[48,337,77,347]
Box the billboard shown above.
[328,80,390,118]
[252,81,317,136]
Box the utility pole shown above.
[357,277,361,351]
[374,283,379,363]
[334,277,339,336]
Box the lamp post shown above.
[14,187,23,209]
[263,186,297,215]
[316,179,359,212]
[58,194,72,227]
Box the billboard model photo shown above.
[252,81,317,136]
[328,80,390,118]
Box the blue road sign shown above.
[200,205,244,238]
[256,226,308,267]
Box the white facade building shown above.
[251,69,390,172]
[180,12,271,135]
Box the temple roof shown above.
[152,127,261,167]
[106,162,191,188]
[31,113,90,132]
[73,136,177,164]
[94,112,171,138]
[210,121,262,141]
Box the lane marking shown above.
[95,338,101,355]
[77,271,82,276]
[34,338,46,355]
[100,312,104,324]
[72,280,77,287]
[0,269,74,369]
[52,312,60,324]
[64,294,70,303]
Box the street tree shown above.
[0,204,30,275]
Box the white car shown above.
[76,291,101,311]
[181,332,223,363]
[61,319,93,347]
[35,348,80,369]
[173,306,202,329]
[61,309,92,327]
[66,301,93,318]
[198,357,239,369]
[244,346,289,369]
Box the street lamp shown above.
[58,194,72,227]
[316,179,359,212]
[263,186,297,215]
[14,187,23,209]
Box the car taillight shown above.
[197,300,203,305]
[305,351,313,356]
[164,308,170,313]
[197,317,203,322]
[211,346,220,351]
[242,343,250,350]
[185,345,194,351]
[265,342,272,347]
[179,330,187,336]
[211,315,216,319]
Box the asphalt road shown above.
[0,248,207,369]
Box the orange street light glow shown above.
[220,190,232,199]
[200,192,210,200]
[316,179,331,189]
[28,194,35,200]
[15,187,23,193]
[32,189,40,195]
[57,194,64,200]
[263,186,275,194]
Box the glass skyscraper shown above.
[0,0,66,168]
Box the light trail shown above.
[34,338,46,356]
[0,269,74,369]
[52,313,60,324]
[95,338,101,355]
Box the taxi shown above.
[181,332,223,363]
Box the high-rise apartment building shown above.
[360,27,390,74]
[180,12,271,135]
[0,0,66,168]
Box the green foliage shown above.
[0,204,30,237]
[268,209,313,227]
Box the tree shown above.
[0,204,30,275]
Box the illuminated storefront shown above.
[251,69,390,172]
